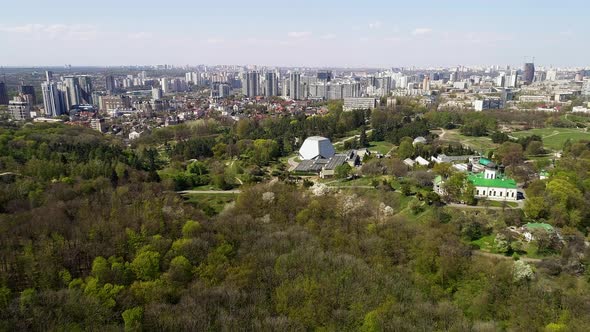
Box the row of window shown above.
[476,189,516,198]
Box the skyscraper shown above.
[264,72,278,97]
[289,72,301,100]
[41,81,67,117]
[523,62,535,85]
[62,76,81,109]
[45,70,54,82]
[78,76,93,104]
[106,75,116,95]
[19,85,36,104]
[242,71,260,97]
[0,82,9,105]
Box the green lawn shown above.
[510,127,590,151]
[436,129,498,155]
[471,234,496,252]
[367,141,395,155]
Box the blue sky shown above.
[0,0,588,67]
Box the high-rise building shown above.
[45,71,54,82]
[317,70,332,82]
[289,72,301,100]
[242,71,260,97]
[78,75,93,104]
[582,79,590,96]
[62,76,81,109]
[151,87,163,100]
[19,85,36,105]
[106,75,116,95]
[523,62,535,85]
[41,81,67,117]
[160,78,170,94]
[8,96,32,120]
[264,72,279,97]
[0,82,8,105]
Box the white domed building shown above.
[298,136,336,160]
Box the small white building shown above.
[298,136,336,160]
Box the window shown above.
[477,190,479,195]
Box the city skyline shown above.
[0,0,589,68]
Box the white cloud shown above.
[128,32,152,40]
[287,31,311,38]
[0,23,97,41]
[320,33,336,40]
[368,21,382,29]
[412,28,432,35]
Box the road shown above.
[287,156,299,171]
[446,200,524,210]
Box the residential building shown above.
[242,71,260,97]
[264,72,279,97]
[0,82,8,105]
[8,96,32,120]
[41,81,67,117]
[106,75,116,94]
[289,72,301,100]
[474,98,504,111]
[523,62,535,85]
[78,75,93,104]
[343,97,378,111]
[19,85,36,104]
[100,95,132,112]
[583,78,590,96]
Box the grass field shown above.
[435,129,498,154]
[510,127,590,151]
[367,141,395,155]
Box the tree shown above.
[122,306,143,332]
[432,162,454,179]
[130,251,161,281]
[397,137,415,159]
[442,172,468,203]
[359,126,368,147]
[335,163,352,179]
[495,142,524,166]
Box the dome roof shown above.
[299,136,336,160]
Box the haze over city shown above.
[1,0,589,67]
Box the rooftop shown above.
[524,222,554,232]
[468,172,517,189]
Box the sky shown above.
[0,0,588,68]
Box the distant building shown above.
[90,118,105,132]
[19,85,36,104]
[343,98,378,111]
[242,71,260,97]
[523,62,535,85]
[100,95,132,112]
[264,72,279,97]
[582,79,590,96]
[289,72,301,100]
[78,75,93,104]
[41,81,67,117]
[63,76,82,109]
[0,82,8,105]
[8,96,32,120]
[105,75,116,94]
[151,87,163,100]
[474,98,504,111]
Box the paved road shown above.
[446,201,524,210]
[287,156,299,171]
